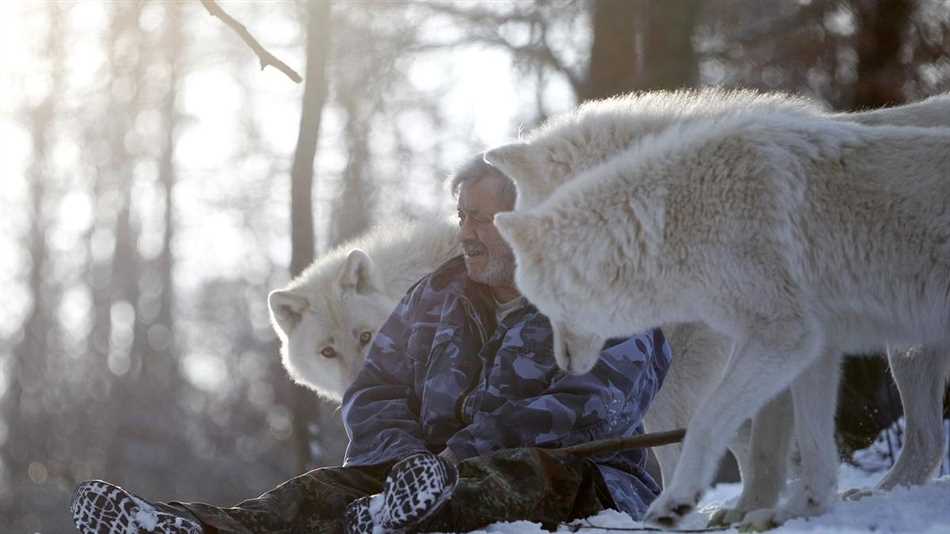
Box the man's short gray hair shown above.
[448,154,517,205]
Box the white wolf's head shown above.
[268,249,396,402]
[493,137,675,375]
[493,208,613,375]
[267,219,461,402]
[484,89,819,211]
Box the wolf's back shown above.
[844,93,950,128]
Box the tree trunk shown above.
[634,1,700,92]
[330,94,372,246]
[581,0,699,102]
[849,0,917,110]
[582,0,639,102]
[286,0,332,473]
[2,1,65,517]
[834,0,919,457]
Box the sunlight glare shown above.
[179,69,243,168]
[58,285,93,358]
[182,352,229,393]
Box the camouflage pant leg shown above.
[421,448,613,533]
[164,462,393,534]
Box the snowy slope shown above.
[461,465,950,534]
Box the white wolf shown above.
[267,219,460,402]
[487,89,950,525]
[490,91,950,527]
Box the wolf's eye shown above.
[359,331,373,345]
[320,346,337,359]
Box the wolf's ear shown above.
[494,212,540,252]
[484,143,548,208]
[629,191,666,247]
[338,249,383,295]
[268,289,309,338]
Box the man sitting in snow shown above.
[70,156,670,534]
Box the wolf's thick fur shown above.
[491,91,950,526]
[490,89,950,210]
[487,90,950,525]
[268,219,460,402]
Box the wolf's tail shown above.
[841,93,950,128]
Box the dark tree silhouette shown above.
[286,0,333,473]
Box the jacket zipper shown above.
[454,295,488,424]
[460,295,488,345]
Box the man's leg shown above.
[421,448,612,532]
[73,462,392,534]
[172,462,392,534]
[71,481,203,534]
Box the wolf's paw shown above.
[738,491,830,532]
[707,506,747,527]
[643,490,702,528]
[782,487,831,519]
[737,508,788,532]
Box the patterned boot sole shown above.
[378,453,459,532]
[71,480,202,534]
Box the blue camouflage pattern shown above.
[341,256,672,519]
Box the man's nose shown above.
[459,216,477,240]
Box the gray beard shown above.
[465,254,516,288]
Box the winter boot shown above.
[71,480,203,534]
[344,452,458,534]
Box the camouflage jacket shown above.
[341,256,671,518]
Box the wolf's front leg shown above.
[644,331,820,528]
[741,350,840,530]
[709,389,793,526]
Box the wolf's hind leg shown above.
[877,345,949,490]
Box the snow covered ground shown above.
[465,465,950,534]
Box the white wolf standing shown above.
[488,90,950,527]
[487,89,950,523]
[268,219,460,402]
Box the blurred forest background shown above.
[3,1,950,532]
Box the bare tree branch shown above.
[200,0,303,83]
[413,0,536,26]
[409,34,582,93]
[410,0,583,94]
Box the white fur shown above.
[490,90,950,527]
[268,219,461,402]
[487,89,950,211]
[488,90,950,524]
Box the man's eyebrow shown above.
[457,206,480,215]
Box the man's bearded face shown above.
[456,174,516,288]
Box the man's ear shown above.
[484,143,549,209]
[268,289,309,338]
[338,249,383,295]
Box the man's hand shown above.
[438,448,459,466]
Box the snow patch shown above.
[442,465,950,534]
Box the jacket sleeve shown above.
[444,318,671,461]
[341,286,431,466]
